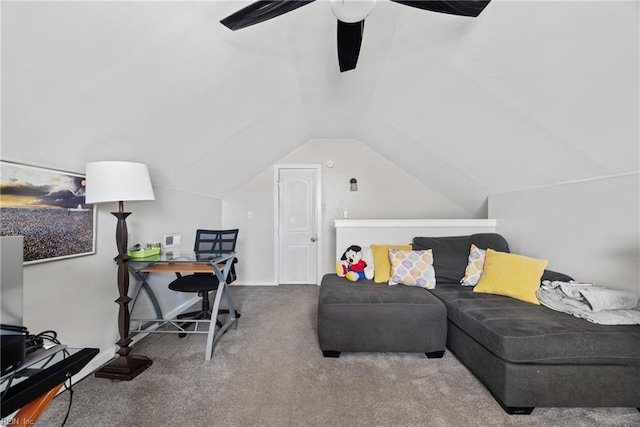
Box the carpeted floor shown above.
[39,285,639,426]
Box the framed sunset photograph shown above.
[0,160,96,264]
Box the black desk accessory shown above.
[1,324,28,374]
[1,347,99,417]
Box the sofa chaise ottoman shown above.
[430,281,640,413]
[412,233,640,414]
[317,274,447,358]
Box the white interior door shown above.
[277,166,320,284]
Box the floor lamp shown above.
[85,161,155,381]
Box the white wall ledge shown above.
[334,219,498,259]
[334,219,497,228]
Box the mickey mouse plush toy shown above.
[336,245,374,282]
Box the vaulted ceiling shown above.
[2,1,638,216]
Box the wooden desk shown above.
[138,263,215,274]
[128,252,237,361]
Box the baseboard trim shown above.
[230,281,278,286]
[55,286,270,392]
[65,295,202,389]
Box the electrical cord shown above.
[37,330,75,426]
[33,330,73,426]
[36,330,61,345]
[60,373,74,427]
[24,330,59,354]
[0,361,22,400]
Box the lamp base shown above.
[94,355,152,381]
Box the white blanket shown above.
[537,281,640,325]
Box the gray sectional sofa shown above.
[317,233,640,414]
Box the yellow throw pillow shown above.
[473,249,548,305]
[370,244,412,283]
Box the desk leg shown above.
[223,284,238,331]
[12,382,64,425]
[205,259,237,361]
[129,269,163,324]
[129,270,147,313]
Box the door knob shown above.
[310,236,317,242]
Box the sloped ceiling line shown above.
[433,55,611,173]
[161,92,310,183]
[2,1,638,214]
[359,3,405,113]
[357,109,490,214]
[281,12,314,139]
[2,3,221,140]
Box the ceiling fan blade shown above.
[337,20,365,72]
[390,0,491,18]
[221,0,316,31]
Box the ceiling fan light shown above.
[331,0,377,23]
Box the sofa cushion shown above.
[541,269,574,283]
[430,284,640,366]
[320,274,439,306]
[412,233,510,285]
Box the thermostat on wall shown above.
[163,233,182,248]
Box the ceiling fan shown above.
[220,0,492,72]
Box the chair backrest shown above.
[194,229,239,252]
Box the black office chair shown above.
[168,229,240,334]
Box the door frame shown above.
[273,164,322,285]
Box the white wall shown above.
[22,186,222,376]
[489,173,639,293]
[222,138,471,285]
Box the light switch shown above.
[163,233,182,248]
[247,211,253,219]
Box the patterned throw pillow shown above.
[461,244,487,286]
[388,249,436,289]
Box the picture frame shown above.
[0,160,96,264]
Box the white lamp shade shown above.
[85,161,155,204]
[331,0,377,23]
